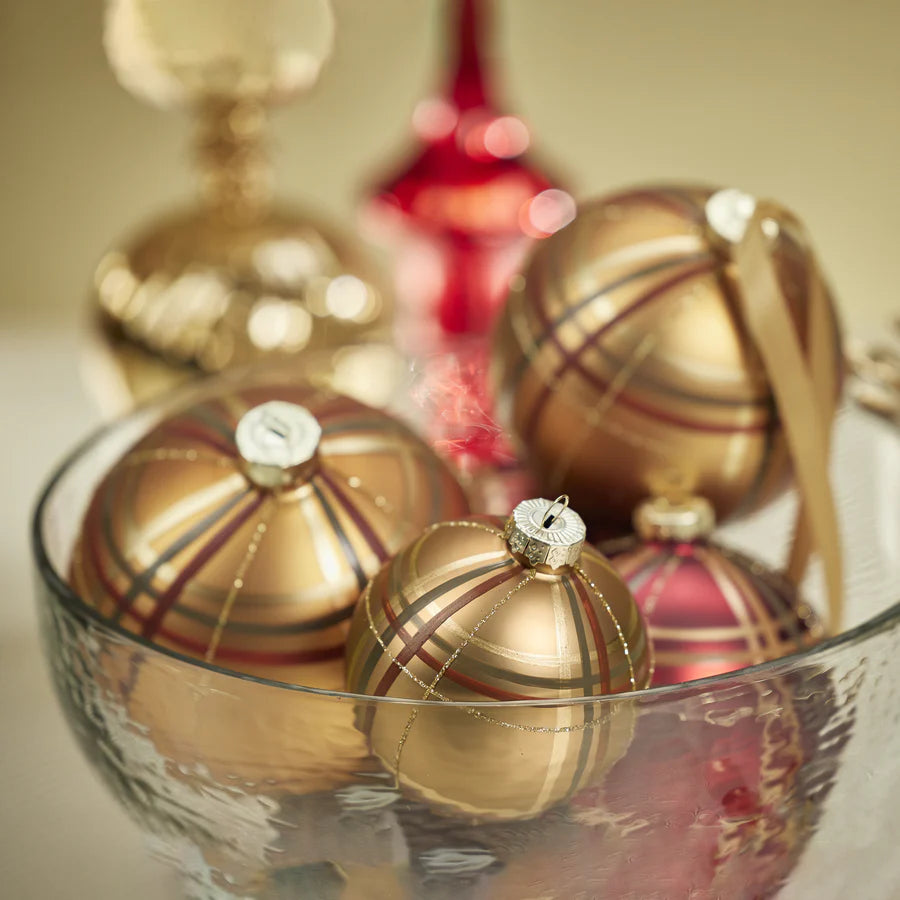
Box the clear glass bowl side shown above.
[31,383,900,899]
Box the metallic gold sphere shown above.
[89,207,392,414]
[105,0,335,108]
[345,499,650,821]
[71,381,470,679]
[492,184,843,527]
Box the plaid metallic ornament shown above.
[345,496,651,820]
[491,184,843,529]
[71,381,469,680]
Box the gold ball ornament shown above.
[492,184,843,527]
[90,200,392,415]
[345,496,651,821]
[71,381,470,678]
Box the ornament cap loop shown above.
[506,496,586,570]
[235,400,322,488]
[542,494,570,528]
[633,495,715,543]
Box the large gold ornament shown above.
[71,381,470,680]
[345,496,651,821]
[88,0,391,413]
[492,184,843,528]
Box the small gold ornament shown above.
[492,184,843,528]
[345,495,651,821]
[88,0,390,413]
[71,381,470,678]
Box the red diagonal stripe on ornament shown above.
[141,492,266,639]
[85,528,344,663]
[378,580,534,701]
[524,261,724,441]
[374,566,524,699]
[163,421,237,457]
[317,469,390,563]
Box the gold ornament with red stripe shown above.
[70,381,470,681]
[345,495,651,821]
[492,184,844,630]
[599,495,823,687]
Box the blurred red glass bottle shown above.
[363,0,574,340]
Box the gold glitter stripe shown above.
[204,500,274,662]
[120,448,236,469]
[392,570,538,775]
[549,332,659,486]
[574,564,637,690]
[638,552,681,619]
[361,573,626,736]
[720,552,783,652]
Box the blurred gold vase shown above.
[88,0,392,414]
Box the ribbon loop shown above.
[729,201,843,632]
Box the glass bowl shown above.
[32,375,900,899]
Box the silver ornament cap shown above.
[505,495,586,570]
[235,401,322,488]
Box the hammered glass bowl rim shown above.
[31,390,900,709]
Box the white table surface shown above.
[0,327,175,899]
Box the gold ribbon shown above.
[783,209,840,591]
[729,201,843,633]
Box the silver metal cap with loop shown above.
[235,400,322,488]
[505,495,586,570]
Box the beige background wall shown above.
[1,0,899,332]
